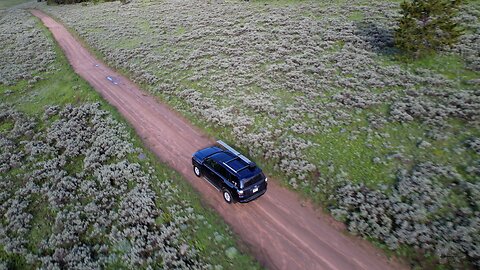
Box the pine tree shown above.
[395,0,463,59]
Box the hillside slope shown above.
[0,7,260,269]
[29,9,408,270]
[37,0,480,268]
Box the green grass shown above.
[348,10,364,21]
[379,53,480,83]
[0,120,14,132]
[0,249,27,270]
[410,54,479,81]
[26,195,54,258]
[0,14,261,270]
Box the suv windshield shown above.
[242,173,264,188]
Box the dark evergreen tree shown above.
[395,0,463,58]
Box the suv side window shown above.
[213,163,229,179]
[204,158,214,168]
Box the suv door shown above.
[226,173,239,190]
[203,158,222,189]
[212,161,230,187]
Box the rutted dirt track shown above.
[32,10,408,270]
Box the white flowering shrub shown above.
[0,104,208,269]
[331,163,480,267]
[390,88,480,127]
[452,5,480,71]
[0,8,56,86]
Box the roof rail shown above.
[217,140,252,165]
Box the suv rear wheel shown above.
[222,188,233,204]
[193,165,201,177]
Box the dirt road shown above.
[31,10,408,270]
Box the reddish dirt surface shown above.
[32,10,409,270]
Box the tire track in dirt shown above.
[31,10,408,270]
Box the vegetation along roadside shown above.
[0,6,261,269]
[36,0,480,268]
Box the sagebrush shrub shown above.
[0,104,208,268]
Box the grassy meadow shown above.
[0,7,260,269]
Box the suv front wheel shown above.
[222,188,233,204]
[193,165,201,177]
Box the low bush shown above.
[0,9,55,86]
[0,104,209,268]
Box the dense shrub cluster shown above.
[0,9,56,85]
[0,104,208,268]
[453,4,480,71]
[390,88,480,127]
[331,163,480,267]
[39,0,480,267]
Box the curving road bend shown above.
[31,10,408,270]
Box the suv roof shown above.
[208,142,261,180]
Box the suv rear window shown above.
[229,175,239,187]
[242,173,264,188]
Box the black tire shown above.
[193,165,201,177]
[222,188,233,204]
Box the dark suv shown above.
[192,141,268,203]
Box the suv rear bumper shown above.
[238,187,267,203]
